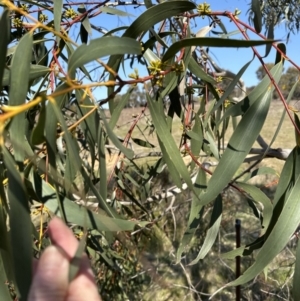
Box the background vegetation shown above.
[1,0,300,300]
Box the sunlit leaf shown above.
[54,0,63,41]
[8,32,33,162]
[100,6,135,17]
[162,37,275,62]
[68,36,142,78]
[226,156,300,287]
[2,65,50,86]
[200,85,272,206]
[147,93,194,190]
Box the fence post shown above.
[235,219,241,301]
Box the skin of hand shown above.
[28,217,102,301]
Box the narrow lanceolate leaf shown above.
[100,6,134,17]
[54,0,63,40]
[264,19,274,57]
[33,175,146,231]
[49,101,120,218]
[188,57,215,84]
[123,1,196,39]
[200,87,272,206]
[147,94,194,190]
[98,126,107,204]
[80,23,88,44]
[293,239,300,301]
[9,32,33,162]
[294,113,300,147]
[189,195,222,264]
[30,100,46,145]
[78,5,92,44]
[176,169,207,262]
[214,59,253,114]
[251,0,262,33]
[236,183,273,234]
[275,43,286,65]
[2,65,50,86]
[3,148,32,300]
[98,108,134,160]
[68,36,141,78]
[226,169,300,287]
[0,163,17,298]
[109,88,133,129]
[219,62,283,126]
[45,83,69,170]
[162,38,274,62]
[75,90,98,143]
[0,9,10,92]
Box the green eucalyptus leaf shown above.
[109,88,133,129]
[100,6,135,17]
[0,9,9,92]
[8,32,33,162]
[147,93,194,190]
[275,43,286,65]
[236,182,273,233]
[226,164,300,287]
[34,176,146,231]
[68,36,142,78]
[3,148,32,300]
[2,65,50,87]
[176,169,207,262]
[251,0,262,33]
[98,126,107,203]
[107,0,196,111]
[98,108,134,160]
[264,20,274,57]
[188,57,216,84]
[30,100,46,145]
[189,195,222,264]
[219,62,283,121]
[162,38,274,62]
[54,0,63,41]
[200,85,272,206]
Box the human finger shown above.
[28,245,69,301]
[47,217,79,258]
[67,258,102,301]
[48,217,101,300]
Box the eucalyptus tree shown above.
[1,1,300,300]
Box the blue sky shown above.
[2,1,299,96]
[198,0,299,87]
[91,0,299,91]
